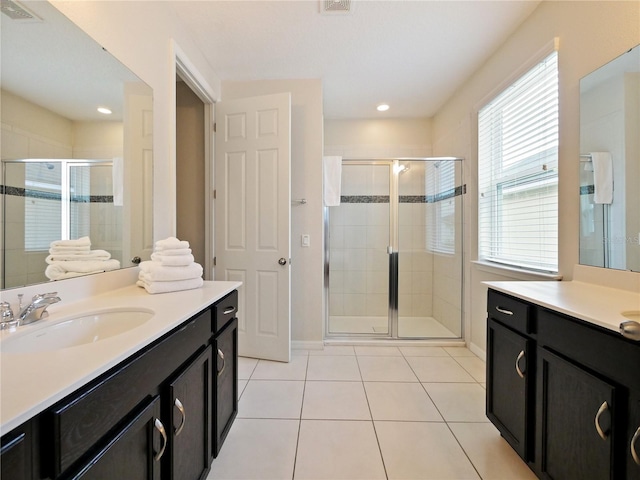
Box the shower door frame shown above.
[325,157,465,341]
[324,159,399,339]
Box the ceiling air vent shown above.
[1,0,40,21]
[321,0,353,15]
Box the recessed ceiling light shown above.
[97,107,112,115]
[376,104,390,112]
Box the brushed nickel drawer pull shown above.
[154,418,167,461]
[223,306,235,315]
[217,348,226,377]
[174,398,186,437]
[631,426,640,466]
[595,401,610,441]
[515,350,526,378]
[496,306,514,316]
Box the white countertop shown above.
[0,281,241,434]
[485,280,640,333]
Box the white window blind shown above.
[478,51,559,273]
[426,160,457,255]
[25,162,63,251]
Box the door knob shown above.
[131,256,142,265]
[278,258,287,266]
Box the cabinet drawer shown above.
[213,290,238,332]
[538,308,640,392]
[47,310,211,477]
[488,290,532,335]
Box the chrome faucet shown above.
[14,292,61,326]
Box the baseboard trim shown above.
[291,340,325,351]
[469,342,486,361]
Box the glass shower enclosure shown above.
[325,158,463,339]
[2,159,120,288]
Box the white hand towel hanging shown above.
[112,156,124,207]
[591,152,613,204]
[323,156,342,207]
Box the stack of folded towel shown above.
[136,237,203,294]
[45,236,121,280]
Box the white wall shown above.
[221,80,325,347]
[431,0,640,355]
[41,1,640,355]
[324,118,432,158]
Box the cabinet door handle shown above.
[496,306,514,316]
[154,418,167,462]
[594,401,610,440]
[223,306,235,315]
[631,426,640,466]
[174,398,186,437]
[515,350,526,378]
[217,348,226,377]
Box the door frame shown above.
[172,40,217,280]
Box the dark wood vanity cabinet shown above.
[486,290,534,462]
[487,288,640,480]
[212,317,238,457]
[0,422,33,480]
[537,348,616,479]
[487,317,532,460]
[167,346,213,480]
[65,397,162,480]
[628,393,640,480]
[0,290,239,480]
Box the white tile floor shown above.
[207,345,537,480]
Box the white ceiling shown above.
[169,0,541,119]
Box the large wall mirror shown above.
[579,44,640,272]
[1,1,153,289]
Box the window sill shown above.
[472,260,563,281]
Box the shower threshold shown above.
[328,315,459,339]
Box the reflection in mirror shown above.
[579,44,640,272]
[1,1,153,289]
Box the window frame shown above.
[477,44,559,274]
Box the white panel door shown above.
[215,93,291,362]
[123,86,154,265]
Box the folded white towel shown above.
[136,277,204,294]
[45,259,121,280]
[155,237,190,251]
[591,152,613,204]
[49,245,92,254]
[50,236,91,248]
[152,247,192,256]
[150,252,195,266]
[46,250,112,264]
[138,261,203,282]
[323,156,342,207]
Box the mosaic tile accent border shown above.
[1,185,114,203]
[580,185,595,195]
[340,185,465,204]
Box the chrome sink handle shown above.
[0,302,18,330]
[18,292,61,325]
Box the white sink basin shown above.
[621,311,640,322]
[1,308,154,354]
